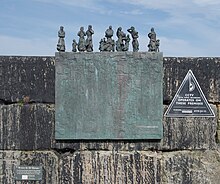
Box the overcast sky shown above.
[1,0,220,56]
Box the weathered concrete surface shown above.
[59,151,161,184]
[0,104,54,150]
[161,150,220,184]
[162,104,217,150]
[59,150,220,184]
[0,151,58,184]
[0,56,55,103]
[163,57,220,103]
[0,104,216,151]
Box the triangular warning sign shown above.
[165,70,215,117]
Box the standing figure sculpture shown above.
[57,26,65,52]
[99,39,105,51]
[72,39,77,52]
[156,39,160,52]
[123,35,130,51]
[77,27,86,52]
[99,26,115,52]
[85,25,94,52]
[116,27,125,51]
[148,27,160,52]
[127,26,139,52]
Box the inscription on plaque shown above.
[165,70,215,117]
[15,166,42,181]
[55,52,163,139]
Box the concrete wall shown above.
[0,55,220,183]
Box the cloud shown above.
[157,36,220,57]
[108,0,188,11]
[193,0,220,6]
[33,0,113,15]
[159,37,200,57]
[109,0,220,22]
[0,35,56,56]
[120,9,143,15]
[109,0,220,55]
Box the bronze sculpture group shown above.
[57,25,160,53]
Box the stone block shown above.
[0,56,55,103]
[59,150,220,184]
[218,104,220,125]
[163,57,220,103]
[59,151,161,183]
[0,151,58,184]
[161,150,220,184]
[217,130,220,143]
[162,104,217,150]
[0,104,54,150]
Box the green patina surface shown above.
[55,52,163,139]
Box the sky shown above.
[1,0,220,57]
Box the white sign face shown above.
[22,175,28,180]
[165,70,215,117]
[15,166,42,181]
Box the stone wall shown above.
[0,55,219,184]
